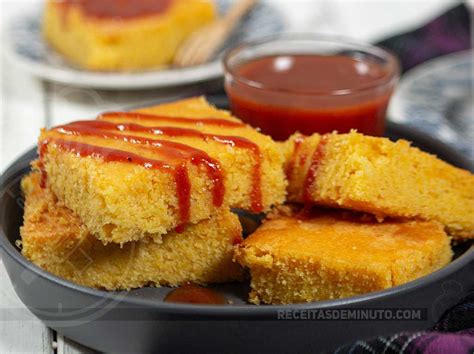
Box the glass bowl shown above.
[223,34,400,140]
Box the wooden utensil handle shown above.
[225,0,258,27]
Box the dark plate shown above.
[1,96,473,353]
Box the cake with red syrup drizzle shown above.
[42,0,216,70]
[36,97,287,245]
[283,131,474,239]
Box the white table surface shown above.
[0,0,461,352]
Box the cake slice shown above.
[20,173,243,290]
[234,208,452,304]
[38,97,286,244]
[283,131,474,239]
[43,0,216,70]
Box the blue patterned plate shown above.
[389,50,473,162]
[4,1,285,90]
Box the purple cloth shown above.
[376,4,471,73]
[335,329,474,354]
[336,293,474,353]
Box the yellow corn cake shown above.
[38,97,287,244]
[234,209,452,304]
[20,173,243,290]
[43,0,216,71]
[284,131,474,239]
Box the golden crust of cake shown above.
[39,97,287,244]
[235,209,452,304]
[284,131,474,239]
[20,173,243,290]
[42,0,216,70]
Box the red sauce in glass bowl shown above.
[225,54,398,140]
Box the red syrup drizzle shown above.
[302,135,329,204]
[39,112,264,227]
[57,118,263,212]
[48,125,220,224]
[45,138,194,225]
[56,0,173,20]
[99,112,246,128]
[55,0,173,34]
[284,135,304,183]
[211,135,262,212]
[38,139,50,188]
[56,123,224,200]
[232,235,243,245]
[164,283,226,305]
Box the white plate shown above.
[389,50,473,161]
[4,1,284,90]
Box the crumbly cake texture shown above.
[42,0,216,70]
[20,173,243,290]
[234,210,452,305]
[283,131,474,239]
[39,97,287,244]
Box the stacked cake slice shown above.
[21,97,287,289]
[22,173,243,289]
[38,97,286,244]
